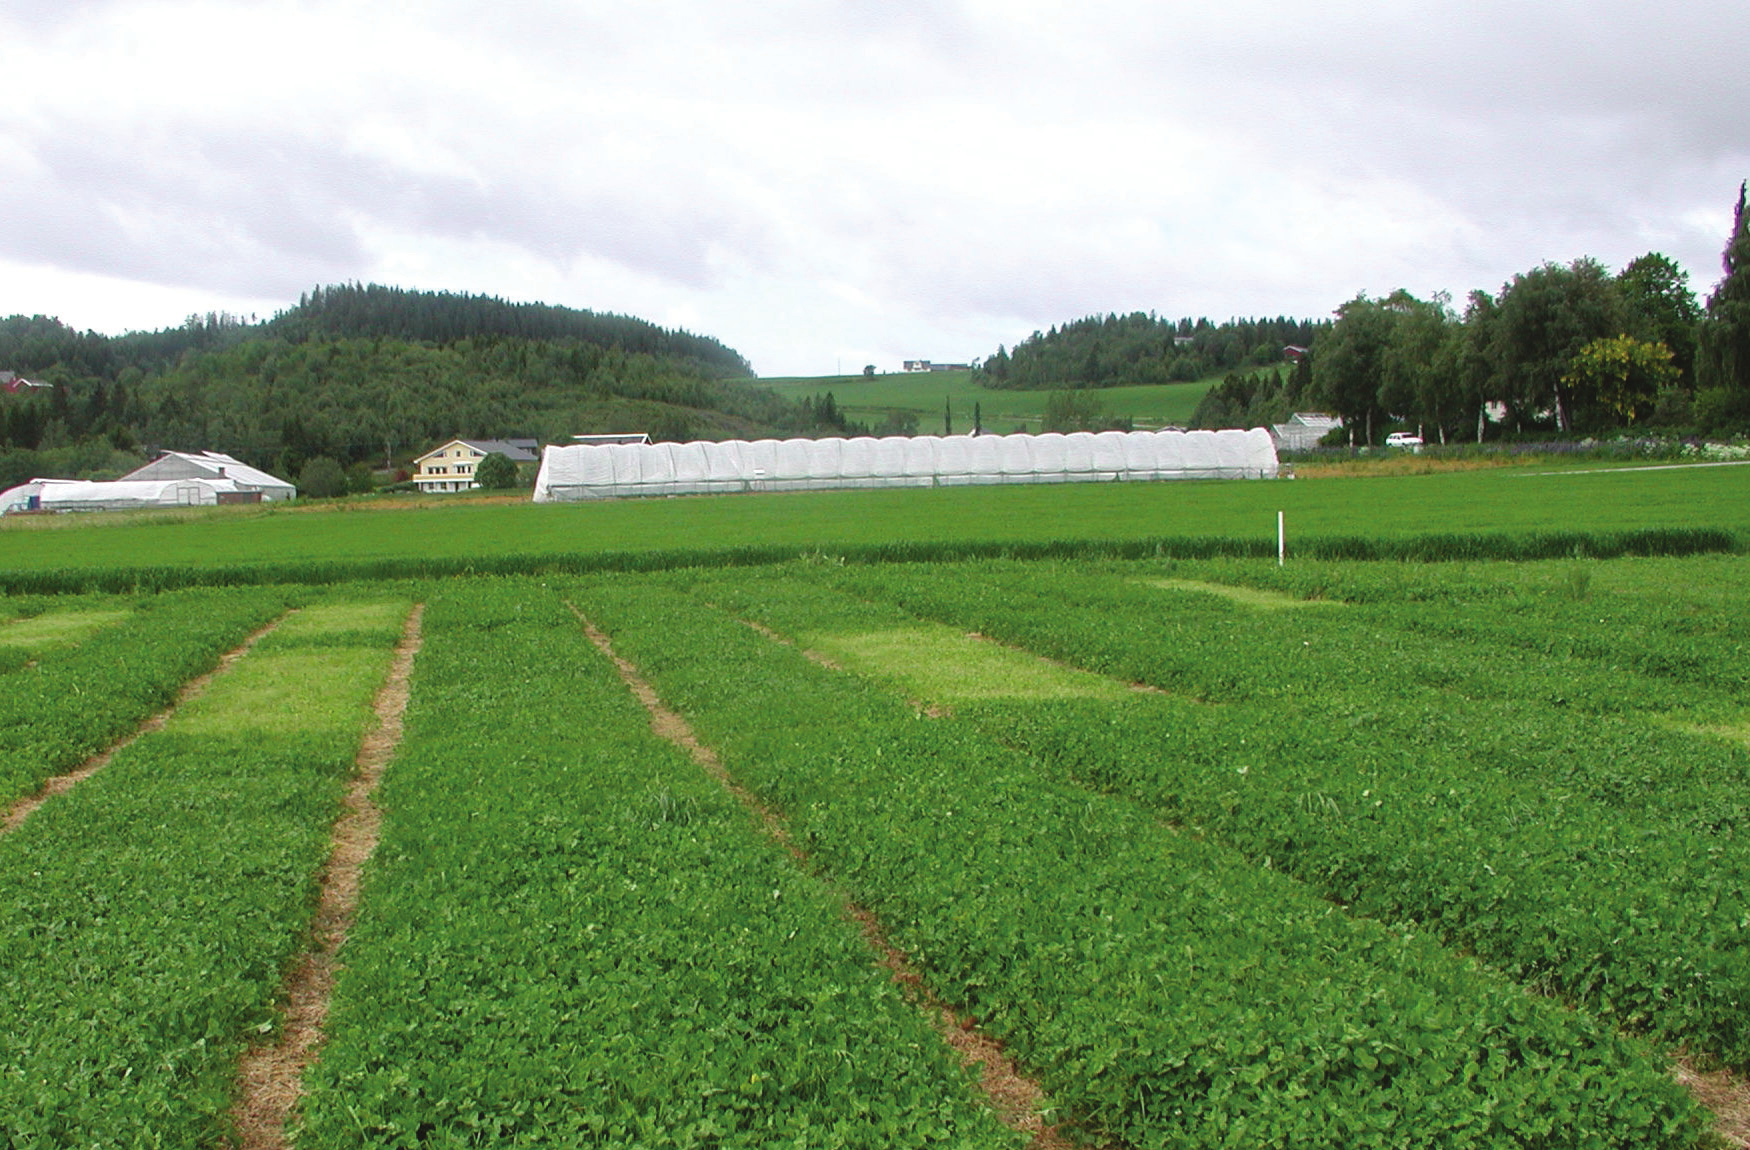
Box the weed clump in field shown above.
[1567,565,1594,600]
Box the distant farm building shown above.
[1,477,264,515]
[1,450,294,516]
[570,433,650,446]
[1,371,53,394]
[413,438,541,493]
[122,451,295,501]
[1269,412,1342,451]
[902,360,975,373]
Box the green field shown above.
[747,369,1219,433]
[3,462,1749,1147]
[1,462,1746,588]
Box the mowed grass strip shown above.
[295,581,1018,1148]
[0,606,133,652]
[573,573,1706,1150]
[0,596,411,1148]
[1138,577,1341,610]
[0,587,292,804]
[808,626,1134,704]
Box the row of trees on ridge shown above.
[1310,184,1750,443]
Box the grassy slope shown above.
[747,369,1219,432]
[0,463,1745,576]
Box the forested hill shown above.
[978,312,1326,390]
[270,284,752,378]
[0,284,839,489]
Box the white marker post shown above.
[1278,511,1285,567]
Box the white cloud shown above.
[0,0,1745,375]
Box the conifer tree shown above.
[1698,181,1750,393]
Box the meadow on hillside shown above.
[749,369,1219,434]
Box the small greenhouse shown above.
[0,477,253,515]
[532,428,1278,502]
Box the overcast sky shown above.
[2,0,1745,377]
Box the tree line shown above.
[977,313,1325,390]
[275,284,752,378]
[1306,184,1749,444]
[973,184,1750,445]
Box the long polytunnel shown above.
[532,428,1278,502]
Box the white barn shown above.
[533,428,1279,502]
[121,451,295,501]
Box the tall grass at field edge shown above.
[0,526,1734,595]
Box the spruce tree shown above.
[1698,181,1750,393]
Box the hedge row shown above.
[0,525,1733,595]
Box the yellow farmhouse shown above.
[412,439,541,493]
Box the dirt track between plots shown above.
[229,604,425,1150]
[570,604,1084,1149]
[0,612,292,837]
[1679,1061,1750,1149]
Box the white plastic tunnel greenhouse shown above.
[0,478,251,515]
[532,428,1279,502]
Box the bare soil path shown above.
[569,603,1091,1150]
[229,603,425,1150]
[0,611,292,837]
[1679,1061,1750,1149]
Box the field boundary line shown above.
[230,602,425,1150]
[1526,459,1750,476]
[567,603,1088,1150]
[0,610,294,837]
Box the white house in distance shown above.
[902,360,975,373]
[413,438,541,493]
[122,451,296,500]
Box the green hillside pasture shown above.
[572,573,1705,1149]
[0,462,1744,590]
[749,369,1216,433]
[297,581,1015,1147]
[0,596,411,1147]
[773,555,1750,1068]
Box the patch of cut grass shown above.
[0,609,133,650]
[1678,719,1750,748]
[803,625,1134,704]
[1139,578,1341,610]
[272,600,411,639]
[169,647,389,738]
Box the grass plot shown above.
[0,608,133,651]
[0,599,410,1148]
[169,648,397,739]
[1139,578,1342,610]
[802,626,1137,705]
